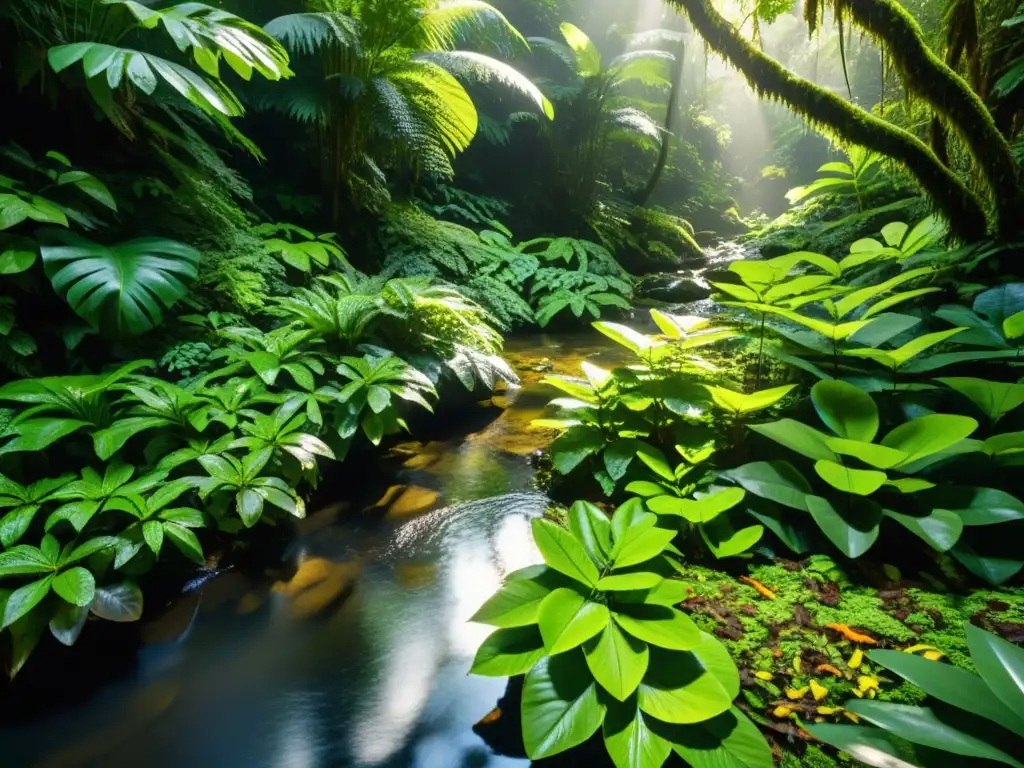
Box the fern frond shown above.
[411,0,529,54]
[417,51,554,119]
[264,12,362,56]
[607,107,663,143]
[526,36,578,70]
[609,51,675,88]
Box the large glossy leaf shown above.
[965,622,1024,722]
[720,461,810,512]
[49,602,89,647]
[584,622,649,701]
[933,487,1024,526]
[0,418,91,455]
[41,232,200,336]
[847,700,1024,766]
[471,625,545,677]
[951,540,1024,585]
[884,509,963,552]
[550,426,606,474]
[569,501,613,567]
[704,384,795,415]
[471,577,552,627]
[539,588,610,654]
[806,495,879,557]
[612,605,701,650]
[748,419,837,461]
[0,545,55,576]
[670,707,775,768]
[636,646,733,724]
[613,525,677,569]
[52,567,95,607]
[938,377,1024,421]
[806,724,918,768]
[603,697,672,768]
[814,460,887,495]
[826,438,906,469]
[522,651,606,759]
[868,647,1024,737]
[811,380,878,440]
[882,414,978,467]
[2,576,52,629]
[93,581,145,622]
[532,518,599,586]
[559,22,603,76]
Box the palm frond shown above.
[264,12,362,56]
[626,29,687,49]
[527,36,578,71]
[607,107,663,142]
[608,50,675,87]
[411,0,528,54]
[390,60,478,155]
[560,22,602,76]
[418,51,554,119]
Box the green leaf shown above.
[0,545,54,576]
[584,622,649,702]
[560,22,603,76]
[814,460,887,495]
[626,481,671,498]
[720,462,810,512]
[934,486,1024,526]
[881,414,978,467]
[90,580,143,622]
[846,699,1024,767]
[0,505,40,548]
[163,523,204,564]
[551,426,606,474]
[805,724,919,768]
[2,576,52,629]
[603,697,672,768]
[650,488,745,524]
[52,566,95,607]
[670,707,776,768]
[93,416,171,460]
[868,647,1024,737]
[143,520,164,556]
[539,588,610,654]
[966,622,1024,724]
[748,419,837,461]
[703,523,765,559]
[237,488,265,527]
[613,525,677,569]
[471,625,545,676]
[0,238,38,275]
[471,577,553,627]
[806,495,879,557]
[49,602,89,647]
[825,438,907,469]
[8,602,47,679]
[613,605,701,650]
[569,501,612,567]
[951,540,1024,585]
[41,232,200,337]
[522,651,606,759]
[704,384,795,415]
[636,646,734,724]
[597,573,663,591]
[884,509,963,552]
[811,380,878,441]
[0,418,91,454]
[593,322,655,355]
[532,518,600,586]
[938,377,1024,421]
[845,328,966,370]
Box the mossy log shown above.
[839,0,1022,239]
[669,0,987,240]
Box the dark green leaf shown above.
[613,604,701,650]
[52,567,95,607]
[470,625,545,677]
[603,696,672,768]
[522,651,606,759]
[806,495,879,558]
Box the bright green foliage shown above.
[631,445,765,559]
[252,223,349,274]
[786,146,887,211]
[262,0,551,209]
[470,503,773,767]
[839,215,946,272]
[728,379,1024,577]
[809,622,1024,768]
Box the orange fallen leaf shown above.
[740,575,776,600]
[815,664,843,677]
[827,623,878,645]
[477,707,502,725]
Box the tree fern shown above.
[262,12,361,56]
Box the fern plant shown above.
[785,145,888,211]
[262,0,553,220]
[252,223,349,274]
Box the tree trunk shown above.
[840,0,1021,238]
[636,40,686,208]
[667,0,988,240]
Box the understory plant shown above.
[470,500,773,767]
[809,622,1024,767]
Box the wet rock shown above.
[272,556,361,619]
[528,358,554,373]
[636,273,711,304]
[366,484,441,519]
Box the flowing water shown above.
[0,334,631,768]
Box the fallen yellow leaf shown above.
[810,680,828,701]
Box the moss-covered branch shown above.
[668,0,987,240]
[839,0,1022,239]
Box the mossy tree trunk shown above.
[838,0,1022,239]
[667,0,988,240]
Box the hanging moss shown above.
[836,0,1022,239]
[668,0,988,241]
